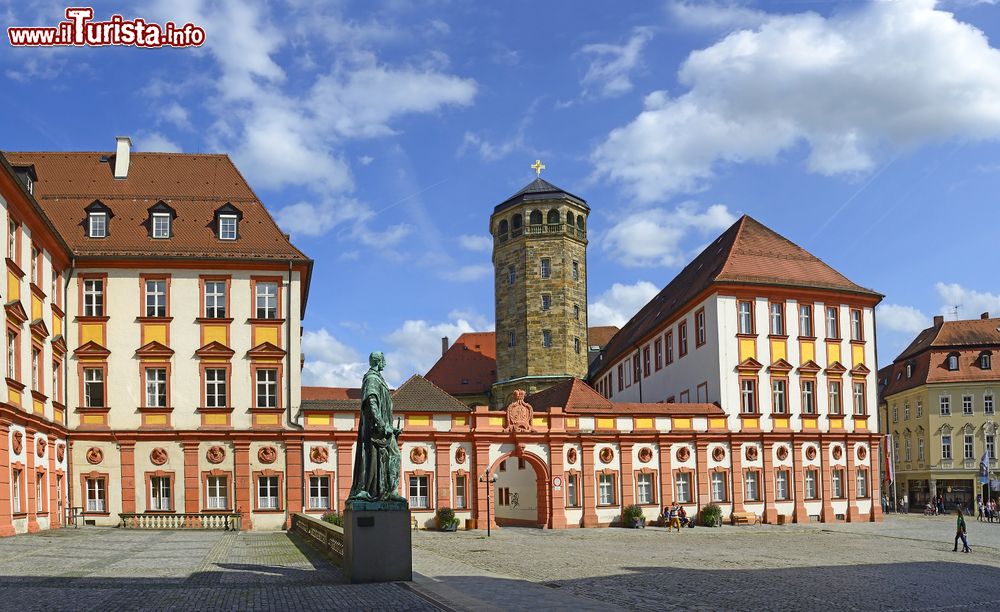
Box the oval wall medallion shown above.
[11,431,23,455]
[638,447,653,464]
[310,446,329,464]
[805,446,817,461]
[676,447,691,462]
[36,438,47,458]
[150,447,169,466]
[745,446,759,461]
[712,447,726,462]
[567,448,578,464]
[258,446,277,464]
[410,446,428,465]
[776,446,789,461]
[857,446,868,461]
[599,447,615,464]
[56,443,65,463]
[832,446,843,460]
[454,447,467,464]
[206,445,226,464]
[86,447,103,465]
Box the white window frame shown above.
[144,279,167,318]
[258,475,279,510]
[963,395,974,415]
[567,474,578,507]
[309,476,330,510]
[801,380,815,414]
[205,368,227,408]
[83,279,104,316]
[853,382,866,415]
[986,393,995,415]
[84,367,104,408]
[151,213,171,239]
[86,477,106,512]
[850,309,862,341]
[940,395,951,416]
[772,379,786,414]
[775,470,789,501]
[710,472,726,502]
[255,282,278,320]
[207,475,228,510]
[738,301,753,334]
[988,435,997,460]
[219,214,238,240]
[455,475,467,509]
[942,435,952,460]
[832,469,843,498]
[965,434,975,460]
[409,475,429,509]
[205,281,226,318]
[150,476,171,511]
[769,303,783,335]
[856,469,868,498]
[11,469,21,513]
[829,381,842,415]
[744,472,759,502]
[805,469,818,499]
[598,473,615,505]
[675,472,691,503]
[798,304,812,337]
[918,438,925,461]
[35,473,43,513]
[825,306,838,338]
[256,368,278,409]
[145,368,167,408]
[88,213,106,239]
[740,379,756,414]
[6,330,14,380]
[636,473,654,505]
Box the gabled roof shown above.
[524,378,725,417]
[590,215,881,379]
[135,340,174,359]
[247,341,286,359]
[425,332,497,396]
[195,341,235,359]
[896,317,1000,361]
[493,177,588,214]
[302,375,472,413]
[302,387,363,401]
[73,340,110,358]
[588,326,619,348]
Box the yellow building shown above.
[880,313,1000,511]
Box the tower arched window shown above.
[566,211,575,226]
[498,219,509,237]
[512,214,523,236]
[547,209,559,224]
[577,216,585,230]
[529,210,542,225]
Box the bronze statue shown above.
[347,351,407,505]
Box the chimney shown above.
[441,337,449,356]
[933,315,944,327]
[983,312,990,320]
[113,136,131,179]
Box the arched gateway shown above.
[488,449,549,528]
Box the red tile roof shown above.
[588,326,619,347]
[425,332,497,396]
[302,375,471,413]
[525,378,724,416]
[591,215,881,379]
[3,151,308,261]
[302,387,362,401]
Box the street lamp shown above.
[479,470,497,537]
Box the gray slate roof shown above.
[493,177,589,214]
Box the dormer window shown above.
[12,165,36,196]
[905,363,913,379]
[213,203,243,241]
[947,353,959,371]
[982,352,993,370]
[146,201,176,240]
[84,200,113,239]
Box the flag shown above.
[883,434,894,484]
[980,450,991,484]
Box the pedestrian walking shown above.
[669,505,681,533]
[953,508,972,553]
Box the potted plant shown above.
[622,504,646,528]
[321,511,343,527]
[436,507,459,532]
[700,503,723,527]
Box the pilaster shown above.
[761,441,776,524]
[620,442,634,509]
[792,441,809,524]
[0,422,13,536]
[336,443,353,513]
[846,441,860,522]
[870,438,883,522]
[182,443,200,513]
[695,441,710,512]
[119,441,136,514]
[581,442,598,527]
[285,439,303,528]
[26,431,38,533]
[549,442,566,528]
[820,442,833,522]
[234,441,252,530]
[658,439,672,510]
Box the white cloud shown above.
[668,1,770,30]
[358,155,375,166]
[579,27,653,98]
[133,131,182,153]
[589,281,660,328]
[460,131,525,162]
[441,264,492,282]
[382,312,489,384]
[594,1,1000,202]
[158,103,191,130]
[458,234,492,252]
[935,282,1000,319]
[301,328,368,387]
[602,202,737,266]
[876,303,930,334]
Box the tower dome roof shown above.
[493,177,588,214]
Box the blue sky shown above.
[3,0,1000,386]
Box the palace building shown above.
[879,313,1000,511]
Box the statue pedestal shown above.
[343,501,412,583]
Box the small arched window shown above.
[577,216,585,230]
[498,219,509,236]
[529,210,543,225]
[566,211,575,226]
[512,214,522,229]
[547,209,559,224]
[947,353,959,371]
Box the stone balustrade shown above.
[290,512,344,567]
[118,512,242,530]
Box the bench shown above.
[731,511,760,526]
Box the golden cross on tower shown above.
[531,159,546,177]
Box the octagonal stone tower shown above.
[490,176,589,407]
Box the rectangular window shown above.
[567,474,579,507]
[678,322,688,357]
[309,476,330,509]
[772,379,787,414]
[642,347,650,377]
[255,282,278,319]
[84,368,104,407]
[207,476,228,510]
[832,469,844,498]
[942,435,952,460]
[740,379,757,414]
[86,477,106,512]
[540,258,550,279]
[507,265,516,285]
[738,301,754,334]
[409,475,429,508]
[940,396,951,415]
[145,368,167,408]
[853,382,866,415]
[633,354,640,383]
[745,472,759,501]
[986,394,995,415]
[799,304,813,337]
[541,294,550,311]
[455,475,467,509]
[617,364,624,391]
[828,381,842,415]
[776,470,789,501]
[801,380,815,414]
[83,279,104,316]
[542,330,552,348]
[144,279,167,318]
[30,348,39,391]
[805,470,818,499]
[654,338,663,371]
[695,309,706,346]
[574,337,581,354]
[52,360,61,403]
[918,438,925,461]
[88,213,106,239]
[11,469,21,513]
[258,475,279,510]
[7,220,16,259]
[508,331,516,347]
[711,472,727,502]
[30,245,38,286]
[204,280,227,318]
[965,434,975,460]
[150,476,171,511]
[665,331,674,364]
[825,306,839,339]
[769,302,784,336]
[905,438,912,462]
[856,469,869,498]
[963,394,973,415]
[850,309,863,341]
[988,435,996,461]
[636,473,654,505]
[219,215,238,240]
[903,402,910,420]
[152,213,171,239]
[256,369,278,408]
[6,330,15,380]
[574,305,580,320]
[917,400,923,417]
[675,472,691,503]
[205,368,227,408]
[572,260,579,280]
[36,474,43,513]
